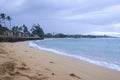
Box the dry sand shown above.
[0,41,120,80]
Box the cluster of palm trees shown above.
[0,13,11,30]
[11,25,30,37]
[0,13,45,39]
[0,13,31,37]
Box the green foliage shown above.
[0,13,45,40]
[31,24,44,39]
[18,27,22,32]
[54,33,67,38]
[0,24,9,35]
[22,24,29,33]
[0,13,6,27]
[6,16,11,21]
[0,13,6,20]
[12,26,19,36]
[6,16,12,30]
[0,13,12,29]
[45,33,53,38]
[44,33,112,38]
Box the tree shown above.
[31,24,44,39]
[0,24,3,35]
[18,26,22,32]
[12,26,19,36]
[0,15,1,24]
[22,24,30,37]
[45,33,53,38]
[22,24,29,33]
[6,16,12,30]
[0,13,6,27]
[0,24,9,35]
[54,33,67,38]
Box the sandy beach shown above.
[0,41,120,80]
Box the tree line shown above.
[45,33,112,38]
[0,13,44,39]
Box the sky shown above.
[1,0,120,36]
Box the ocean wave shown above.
[28,41,120,71]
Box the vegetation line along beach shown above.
[0,13,44,42]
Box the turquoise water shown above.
[29,38,120,71]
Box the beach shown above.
[0,41,120,80]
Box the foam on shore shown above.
[28,41,120,71]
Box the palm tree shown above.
[0,14,1,24]
[18,27,22,32]
[0,13,6,27]
[6,16,12,30]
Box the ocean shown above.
[29,38,120,71]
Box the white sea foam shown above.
[28,41,120,71]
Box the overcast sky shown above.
[1,0,120,36]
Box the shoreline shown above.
[0,41,120,80]
[29,40,120,71]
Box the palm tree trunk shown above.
[4,20,6,27]
[9,21,11,30]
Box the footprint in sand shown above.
[51,73,55,76]
[69,73,81,79]
[24,51,28,52]
[45,68,51,71]
[49,61,54,64]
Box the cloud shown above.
[64,4,120,25]
[0,0,26,13]
[1,0,120,36]
[113,23,120,28]
[91,31,120,37]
